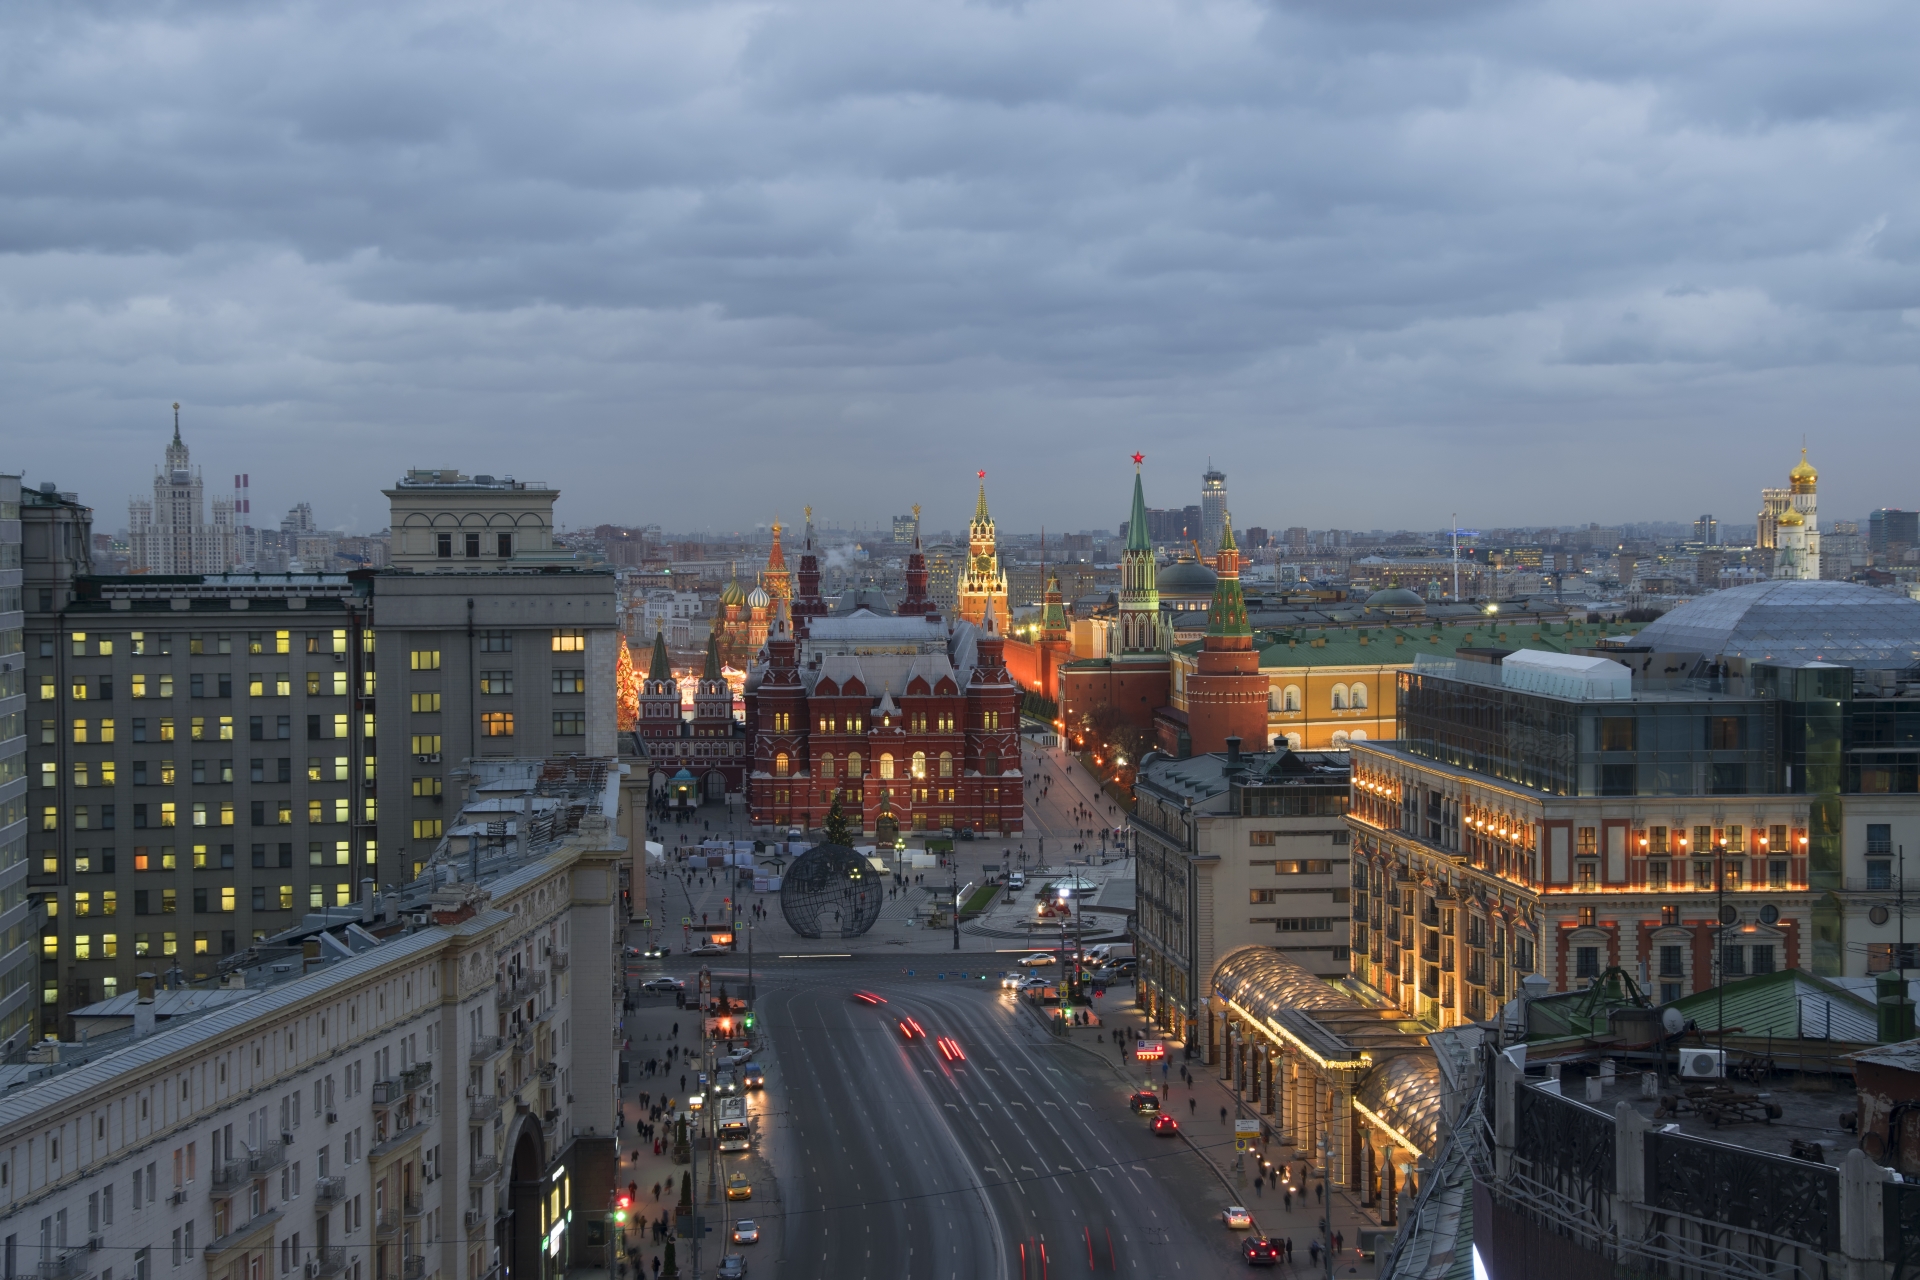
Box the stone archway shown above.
[506,1119,547,1280]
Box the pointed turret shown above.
[960,473,1009,628]
[763,520,792,606]
[974,479,991,525]
[649,627,672,682]
[794,504,826,634]
[1117,454,1161,656]
[702,629,722,682]
[898,501,936,618]
[1205,514,1250,641]
[1040,572,1069,643]
[1126,462,1152,553]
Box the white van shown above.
[1006,872,1027,889]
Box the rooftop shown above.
[1629,579,1920,670]
[390,469,552,491]
[1135,746,1350,804]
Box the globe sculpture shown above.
[779,843,884,940]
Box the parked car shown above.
[1129,1090,1161,1115]
[1242,1237,1281,1266]
[1222,1206,1253,1230]
[640,978,685,993]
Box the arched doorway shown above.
[704,771,727,801]
[506,1119,547,1280]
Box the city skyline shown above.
[5,2,1920,529]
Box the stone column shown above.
[1262,1050,1275,1116]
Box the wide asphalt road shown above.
[744,961,1263,1280]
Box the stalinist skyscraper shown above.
[128,405,237,574]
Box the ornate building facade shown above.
[128,408,237,574]
[746,596,1024,837]
[637,628,748,801]
[1771,449,1821,580]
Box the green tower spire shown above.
[974,476,991,525]
[1125,455,1151,552]
[648,627,671,682]
[1206,513,1251,640]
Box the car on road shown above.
[639,978,684,993]
[896,1017,926,1041]
[741,1063,764,1090]
[1110,960,1138,979]
[1020,976,1049,991]
[1128,1090,1160,1115]
[640,944,668,959]
[1222,1206,1253,1230]
[730,1220,759,1245]
[726,1172,753,1200]
[935,1036,966,1062]
[1150,1113,1179,1136]
[999,974,1023,991]
[1242,1237,1281,1266]
[689,944,729,957]
[1006,872,1026,889]
[1017,953,1056,966]
[716,1255,748,1278]
[720,1047,754,1067]
[714,1071,739,1095]
[851,990,887,1005]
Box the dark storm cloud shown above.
[4,0,1919,535]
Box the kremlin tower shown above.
[958,473,1009,628]
[1183,514,1270,755]
[897,503,939,618]
[1117,454,1164,657]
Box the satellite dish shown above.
[1661,1007,1686,1037]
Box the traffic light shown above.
[743,1012,754,1029]
[613,1194,631,1224]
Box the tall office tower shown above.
[1871,509,1919,560]
[1201,464,1227,554]
[0,474,30,1056]
[127,407,237,574]
[1693,514,1718,545]
[892,513,919,544]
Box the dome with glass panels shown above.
[1632,580,1920,670]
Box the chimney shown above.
[360,878,377,922]
[134,971,157,1040]
[1225,736,1242,765]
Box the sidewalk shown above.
[613,932,777,1280]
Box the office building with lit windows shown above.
[1345,579,1920,1030]
[0,474,31,1054]
[23,477,616,1041]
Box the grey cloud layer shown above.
[3,0,1918,532]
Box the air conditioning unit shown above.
[170,1188,190,1205]
[1679,1049,1726,1079]
[282,1131,296,1146]
[327,1110,340,1124]
[88,1237,105,1253]
[306,1262,322,1279]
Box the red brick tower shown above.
[1184,515,1270,756]
[965,601,1024,834]
[897,503,938,619]
[793,506,828,637]
[750,598,809,828]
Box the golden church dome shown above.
[1777,507,1805,527]
[1788,448,1817,491]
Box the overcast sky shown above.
[5,0,1918,538]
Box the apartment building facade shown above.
[0,824,621,1280]
[1129,741,1351,1044]
[24,479,617,1038]
[0,475,30,1052]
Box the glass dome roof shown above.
[1632,580,1920,670]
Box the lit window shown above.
[480,713,513,737]
[879,754,895,781]
[411,693,441,713]
[552,629,586,653]
[410,650,442,671]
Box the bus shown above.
[717,1097,751,1152]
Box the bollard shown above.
[1641,1071,1659,1099]
[1586,1076,1603,1103]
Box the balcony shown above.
[39,1250,90,1280]
[401,1061,433,1092]
[537,1062,557,1083]
[375,1210,401,1239]
[494,980,526,1011]
[469,1156,500,1185]
[315,1247,347,1278]
[403,1257,426,1280]
[512,1029,533,1056]
[470,1094,501,1123]
[249,1142,286,1174]
[549,953,569,973]
[372,1079,401,1108]
[314,1177,347,1206]
[533,1003,556,1025]
[463,1209,489,1231]
[403,1192,424,1220]
[470,1036,506,1062]
[210,1159,246,1191]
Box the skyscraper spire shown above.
[172,401,181,445]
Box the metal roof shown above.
[1632,579,1920,669]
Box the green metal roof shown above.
[1669,968,1876,1041]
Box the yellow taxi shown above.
[726,1172,753,1201]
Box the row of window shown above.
[46,840,373,874]
[46,757,361,786]
[40,796,378,830]
[1574,943,1776,981]
[61,629,354,658]
[1577,858,1791,891]
[46,905,360,962]
[47,712,376,743]
[474,711,586,737]
[772,749,1003,780]
[1267,682,1370,713]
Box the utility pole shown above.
[1451,515,1459,602]
[951,856,960,951]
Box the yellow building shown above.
[1164,618,1641,754]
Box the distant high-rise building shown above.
[892,512,919,544]
[1871,509,1918,558]
[1284,527,1309,553]
[1200,465,1227,554]
[1693,513,1718,545]
[1244,526,1269,551]
[281,501,315,535]
[127,406,237,574]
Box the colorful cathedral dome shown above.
[747,585,770,609]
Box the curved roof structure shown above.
[1632,580,1920,670]
[1366,587,1426,609]
[1158,558,1218,595]
[1355,1051,1443,1154]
